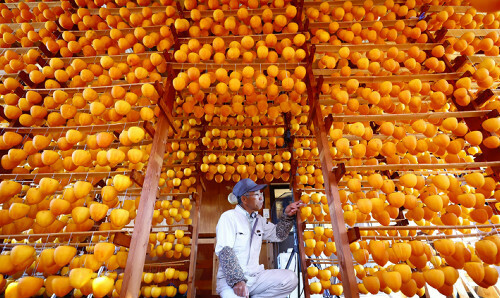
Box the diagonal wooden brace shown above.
[130,169,145,187]
[475,89,494,107]
[113,232,132,248]
[143,121,156,138]
[347,227,360,243]
[306,75,323,128]
[451,55,468,72]
[332,163,346,184]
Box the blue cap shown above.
[232,178,267,198]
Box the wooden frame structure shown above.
[2,1,500,298]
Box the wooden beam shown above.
[120,115,169,298]
[312,103,359,297]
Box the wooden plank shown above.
[427,5,473,13]
[0,121,143,134]
[324,110,490,122]
[68,25,164,37]
[87,5,172,14]
[178,32,299,43]
[309,18,419,29]
[0,229,126,239]
[361,231,496,241]
[321,72,463,84]
[1,22,46,31]
[0,242,114,248]
[0,170,131,181]
[358,223,500,230]
[28,82,145,95]
[42,52,161,66]
[444,29,500,37]
[186,184,202,298]
[303,0,405,7]
[171,61,305,70]
[4,1,63,8]
[315,43,440,52]
[38,139,154,151]
[448,54,500,64]
[0,47,37,55]
[345,161,500,172]
[120,114,169,298]
[312,105,359,297]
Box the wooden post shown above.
[312,104,359,297]
[120,115,169,298]
[303,41,359,297]
[187,185,202,297]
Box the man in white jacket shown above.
[215,178,304,298]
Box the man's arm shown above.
[275,214,296,240]
[263,201,305,242]
[215,214,248,288]
[218,246,248,287]
[263,213,295,242]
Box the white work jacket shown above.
[215,205,283,282]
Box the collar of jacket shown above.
[235,204,257,220]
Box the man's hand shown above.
[233,281,249,297]
[285,201,306,217]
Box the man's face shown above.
[242,190,264,212]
